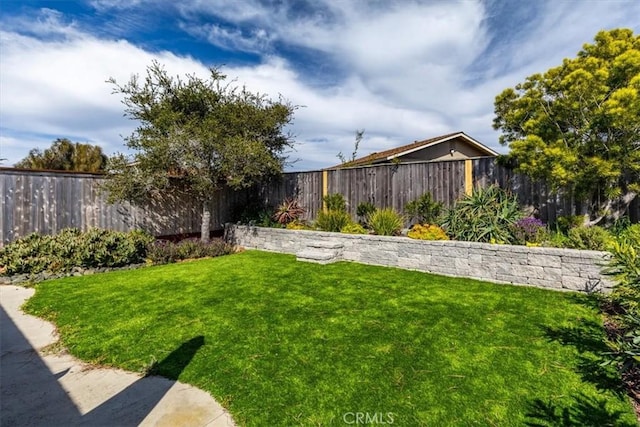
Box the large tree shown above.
[493,29,640,224]
[15,138,107,172]
[104,61,296,242]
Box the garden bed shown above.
[225,224,613,293]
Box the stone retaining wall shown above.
[225,224,614,293]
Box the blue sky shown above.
[1,0,639,171]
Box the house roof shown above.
[329,131,498,169]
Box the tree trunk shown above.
[201,200,211,243]
[584,191,637,227]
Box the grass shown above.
[24,251,636,426]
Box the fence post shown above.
[464,159,473,196]
[322,170,328,211]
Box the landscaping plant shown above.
[356,201,376,226]
[315,210,352,233]
[369,208,404,236]
[0,228,153,276]
[407,224,449,240]
[340,222,367,234]
[285,220,312,230]
[404,192,442,225]
[272,198,305,225]
[323,193,347,212]
[146,238,234,264]
[512,217,547,245]
[602,223,640,414]
[441,185,523,243]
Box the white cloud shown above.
[1,2,639,170]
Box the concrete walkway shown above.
[0,285,236,427]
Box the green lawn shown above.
[24,250,636,426]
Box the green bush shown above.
[543,231,571,248]
[553,215,585,233]
[356,202,376,226]
[565,226,613,251]
[407,224,449,240]
[0,228,154,276]
[315,210,352,232]
[146,238,234,264]
[285,220,313,230]
[404,192,442,225]
[441,185,523,243]
[341,223,368,234]
[511,217,548,245]
[602,225,640,389]
[323,193,347,212]
[605,224,640,316]
[369,208,404,236]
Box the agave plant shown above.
[441,185,523,243]
[272,198,306,225]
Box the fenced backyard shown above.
[2,157,638,245]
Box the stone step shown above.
[307,241,344,250]
[296,249,339,264]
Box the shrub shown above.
[146,238,234,264]
[404,192,442,225]
[315,210,352,232]
[602,225,640,398]
[146,240,180,264]
[564,226,613,251]
[369,208,404,236]
[341,223,367,234]
[286,220,313,230]
[553,215,585,233]
[543,231,570,248]
[272,198,305,225]
[512,217,547,245]
[609,216,632,236]
[441,185,523,243]
[323,193,347,212]
[0,228,154,276]
[407,224,449,240]
[356,202,376,226]
[605,224,640,316]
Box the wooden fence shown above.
[2,159,638,245]
[0,168,323,245]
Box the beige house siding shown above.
[393,137,488,162]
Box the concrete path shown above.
[0,285,236,427]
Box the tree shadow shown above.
[525,298,635,426]
[541,317,625,397]
[1,304,205,426]
[525,393,635,427]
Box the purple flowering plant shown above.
[513,217,547,244]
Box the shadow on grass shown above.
[525,294,633,426]
[146,335,205,380]
[541,314,625,397]
[525,393,635,427]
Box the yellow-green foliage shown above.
[286,220,312,230]
[369,208,404,236]
[340,223,367,234]
[606,224,640,315]
[407,224,449,241]
[315,210,352,232]
[494,29,640,221]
